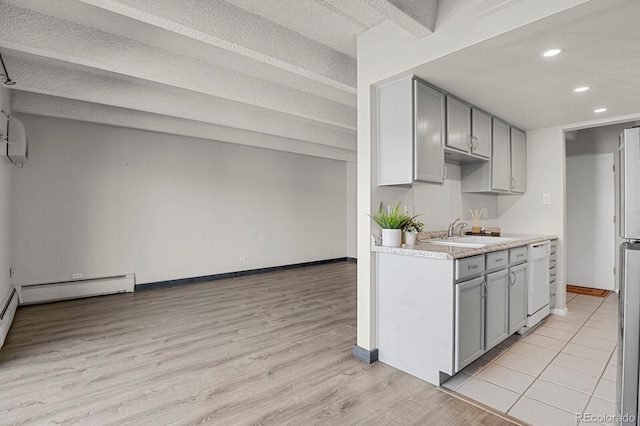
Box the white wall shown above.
[0,88,11,302]
[346,161,357,259]
[373,163,498,231]
[10,114,348,286]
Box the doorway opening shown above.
[564,122,634,292]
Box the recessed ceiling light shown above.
[574,86,590,92]
[542,48,564,57]
[594,108,607,113]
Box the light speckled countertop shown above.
[371,232,558,260]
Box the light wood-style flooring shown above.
[0,262,516,425]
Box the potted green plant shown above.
[369,202,412,247]
[403,217,424,246]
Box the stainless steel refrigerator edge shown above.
[617,126,640,425]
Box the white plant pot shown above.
[404,231,416,246]
[381,229,402,247]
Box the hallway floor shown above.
[444,292,618,426]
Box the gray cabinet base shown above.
[353,345,379,364]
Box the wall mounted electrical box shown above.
[1,115,28,165]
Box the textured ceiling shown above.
[411,0,640,131]
[0,0,438,160]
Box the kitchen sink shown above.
[424,236,514,248]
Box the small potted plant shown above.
[369,202,412,247]
[403,217,424,246]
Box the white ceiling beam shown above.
[366,0,438,38]
[6,54,356,151]
[0,2,356,129]
[12,92,356,162]
[2,0,357,100]
[67,0,357,92]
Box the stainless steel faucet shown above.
[448,219,468,238]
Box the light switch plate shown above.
[542,193,551,205]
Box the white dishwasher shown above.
[521,241,551,333]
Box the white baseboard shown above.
[0,288,19,350]
[19,274,135,305]
[551,308,568,315]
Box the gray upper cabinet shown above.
[377,77,445,186]
[491,119,511,192]
[444,98,491,164]
[510,128,526,193]
[378,75,525,193]
[461,120,527,194]
[471,109,492,158]
[446,97,471,152]
[415,81,446,183]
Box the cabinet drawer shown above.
[486,250,508,271]
[455,255,485,281]
[549,282,556,296]
[509,246,527,264]
[549,267,557,282]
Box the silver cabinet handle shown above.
[442,163,448,179]
[510,176,516,189]
[467,135,473,150]
[495,258,505,262]
[468,264,479,270]
[509,271,517,287]
[517,254,524,258]
[481,280,487,299]
[472,136,478,151]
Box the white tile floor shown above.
[443,292,619,426]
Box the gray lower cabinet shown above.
[455,276,485,371]
[508,263,528,334]
[485,269,510,351]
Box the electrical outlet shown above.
[542,193,551,205]
[72,273,83,279]
[482,208,488,218]
[239,257,246,261]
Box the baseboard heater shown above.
[18,274,135,305]
[1,288,19,348]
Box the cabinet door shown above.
[446,96,472,153]
[491,119,511,192]
[508,263,528,334]
[414,81,446,183]
[455,276,485,371]
[485,270,509,351]
[510,128,526,193]
[471,109,492,158]
[377,77,414,185]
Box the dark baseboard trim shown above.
[135,258,351,291]
[346,257,357,263]
[352,344,378,364]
